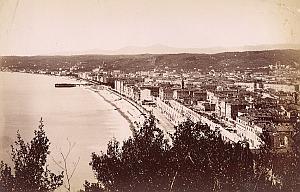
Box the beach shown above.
[88,85,147,130]
[88,85,176,141]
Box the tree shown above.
[87,115,171,192]
[253,130,300,192]
[86,117,257,192]
[51,139,80,192]
[170,120,255,192]
[0,162,14,191]
[83,181,104,192]
[0,118,64,192]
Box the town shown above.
[1,50,300,153]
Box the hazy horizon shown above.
[0,0,300,56]
[1,43,300,57]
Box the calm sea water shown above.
[0,72,131,191]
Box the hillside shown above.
[1,49,300,73]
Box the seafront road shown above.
[104,86,175,137]
[144,105,175,141]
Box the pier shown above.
[55,83,93,87]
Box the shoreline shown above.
[92,89,136,131]
[1,72,138,191]
[1,71,142,133]
[87,86,176,142]
[86,86,145,132]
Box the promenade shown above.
[90,85,175,140]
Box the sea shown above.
[0,72,132,191]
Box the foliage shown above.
[253,130,300,192]
[169,120,255,191]
[85,117,259,192]
[83,181,105,192]
[1,117,298,192]
[87,116,171,192]
[0,118,63,192]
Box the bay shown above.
[0,72,131,191]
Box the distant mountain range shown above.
[51,44,300,56]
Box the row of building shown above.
[77,70,300,152]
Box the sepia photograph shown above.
[0,0,300,191]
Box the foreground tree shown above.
[0,118,63,192]
[87,116,171,192]
[169,120,255,191]
[85,117,258,192]
[253,130,300,192]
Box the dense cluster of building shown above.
[3,59,299,152]
[76,66,300,152]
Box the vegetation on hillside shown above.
[1,50,300,73]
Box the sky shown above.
[0,0,299,55]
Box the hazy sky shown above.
[0,0,299,55]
